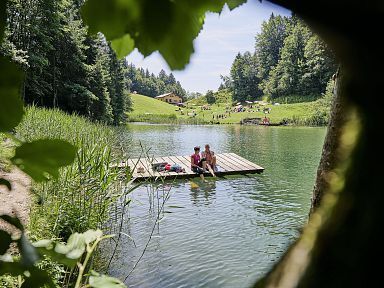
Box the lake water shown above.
[108,124,326,288]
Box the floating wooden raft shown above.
[118,152,264,181]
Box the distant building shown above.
[155,92,183,105]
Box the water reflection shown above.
[108,124,327,288]
[189,179,217,206]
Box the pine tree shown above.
[255,14,290,81]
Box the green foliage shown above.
[0,231,12,255]
[2,0,131,126]
[255,14,290,81]
[15,107,126,240]
[0,215,55,288]
[89,271,126,288]
[230,51,262,102]
[11,139,77,182]
[82,0,246,70]
[221,14,337,104]
[205,90,216,104]
[126,65,186,98]
[0,56,24,132]
[0,216,122,288]
[261,17,336,100]
[111,34,135,59]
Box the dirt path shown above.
[0,168,31,233]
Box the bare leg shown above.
[206,163,216,177]
[211,156,217,171]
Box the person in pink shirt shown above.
[191,146,206,180]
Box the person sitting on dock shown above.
[191,146,206,180]
[201,144,217,176]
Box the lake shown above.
[108,124,326,288]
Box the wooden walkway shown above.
[117,153,264,181]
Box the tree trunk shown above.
[253,1,383,287]
[310,68,344,214]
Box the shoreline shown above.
[126,119,327,127]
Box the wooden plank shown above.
[227,153,264,170]
[136,157,153,178]
[215,154,238,172]
[217,154,247,171]
[221,153,256,171]
[227,152,263,169]
[167,156,191,175]
[215,155,235,172]
[119,152,263,181]
[173,155,191,170]
[177,155,193,170]
[127,158,142,178]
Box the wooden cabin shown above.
[155,92,183,104]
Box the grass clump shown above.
[10,106,129,286]
[15,106,126,240]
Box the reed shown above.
[15,106,129,240]
[126,113,208,125]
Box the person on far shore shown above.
[191,146,206,181]
[201,144,217,176]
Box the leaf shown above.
[0,56,25,132]
[111,34,135,59]
[226,0,247,10]
[0,178,12,190]
[51,232,86,267]
[0,215,24,231]
[18,234,40,267]
[32,239,53,250]
[0,230,12,255]
[82,0,246,70]
[83,229,103,244]
[33,243,78,268]
[33,230,105,268]
[82,0,139,40]
[89,270,126,288]
[0,253,13,262]
[20,266,55,288]
[0,261,26,276]
[11,139,77,182]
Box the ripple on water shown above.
[107,125,325,287]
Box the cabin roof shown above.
[155,92,181,98]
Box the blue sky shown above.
[126,0,291,94]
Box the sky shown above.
[125,0,291,94]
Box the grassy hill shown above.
[127,94,205,124]
[129,93,179,115]
[126,93,330,126]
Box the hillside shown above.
[126,92,329,126]
[130,94,179,115]
[126,94,203,123]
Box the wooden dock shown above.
[118,153,264,181]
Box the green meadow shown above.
[127,93,329,126]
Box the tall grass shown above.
[269,94,320,104]
[126,113,208,125]
[15,106,128,240]
[12,106,133,286]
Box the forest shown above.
[219,14,337,104]
[1,0,186,126]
